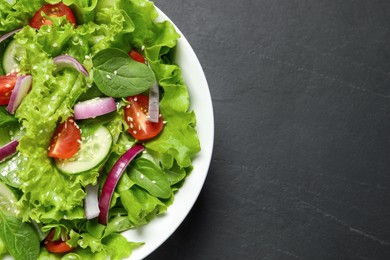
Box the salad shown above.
[0,0,200,259]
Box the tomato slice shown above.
[44,229,74,254]
[125,95,164,140]
[128,49,146,64]
[30,2,77,29]
[0,73,18,106]
[48,117,81,159]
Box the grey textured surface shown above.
[149,0,390,259]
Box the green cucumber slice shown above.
[2,39,25,74]
[55,125,112,174]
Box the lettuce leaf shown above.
[0,0,44,33]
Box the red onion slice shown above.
[7,75,32,115]
[0,28,21,44]
[84,184,100,220]
[148,81,160,123]
[0,140,19,162]
[53,55,89,77]
[74,97,116,120]
[98,144,145,225]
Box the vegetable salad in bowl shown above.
[0,0,201,259]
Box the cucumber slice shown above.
[0,181,18,216]
[55,125,113,174]
[2,39,25,74]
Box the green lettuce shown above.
[0,0,44,33]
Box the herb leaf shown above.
[92,48,155,97]
[0,107,17,127]
[0,211,40,260]
[128,158,172,199]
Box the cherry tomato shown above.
[128,49,146,64]
[125,94,164,140]
[0,73,18,105]
[44,229,74,254]
[48,117,81,159]
[30,2,77,29]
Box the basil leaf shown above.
[92,48,155,97]
[0,211,40,260]
[128,158,172,199]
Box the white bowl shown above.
[122,7,214,260]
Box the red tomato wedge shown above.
[48,117,81,159]
[30,2,77,29]
[125,94,164,141]
[44,229,74,254]
[0,73,18,105]
[128,49,146,64]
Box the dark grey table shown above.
[149,1,390,259]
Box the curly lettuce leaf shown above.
[0,0,44,33]
[145,50,200,168]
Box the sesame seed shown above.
[85,55,90,59]
[140,174,144,179]
[163,121,167,124]
[130,123,134,128]
[77,139,82,144]
[138,125,141,130]
[106,74,112,79]
[136,112,140,117]
[5,84,11,88]
[126,105,130,109]
[134,97,138,101]
[152,180,156,184]
[114,70,118,75]
[133,130,137,134]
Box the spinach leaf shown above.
[0,211,40,260]
[163,162,187,185]
[0,107,18,127]
[128,158,172,199]
[92,48,155,97]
